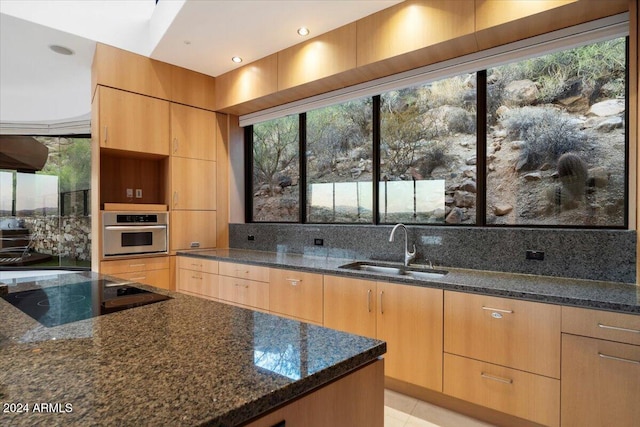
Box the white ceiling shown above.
[0,0,402,125]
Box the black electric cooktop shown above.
[2,279,171,327]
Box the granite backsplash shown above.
[229,224,636,284]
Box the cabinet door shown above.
[444,291,561,378]
[323,275,376,338]
[218,275,269,310]
[269,268,323,324]
[170,211,217,251]
[377,282,443,392]
[99,86,169,155]
[171,157,216,210]
[561,334,640,427]
[177,268,219,299]
[170,103,216,160]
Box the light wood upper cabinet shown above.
[323,276,443,391]
[171,157,216,210]
[444,291,561,379]
[170,103,217,161]
[474,0,629,50]
[170,210,217,252]
[269,268,323,324]
[323,275,377,338]
[561,333,640,427]
[98,86,170,156]
[170,67,216,111]
[356,0,477,68]
[278,24,356,91]
[214,54,278,114]
[92,43,172,100]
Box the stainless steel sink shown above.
[338,261,448,280]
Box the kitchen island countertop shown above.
[0,271,385,426]
[180,248,640,315]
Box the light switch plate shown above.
[126,188,133,198]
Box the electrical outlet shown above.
[248,235,255,241]
[526,250,545,261]
[126,188,133,198]
[314,238,324,246]
[135,189,143,199]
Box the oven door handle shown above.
[104,226,167,231]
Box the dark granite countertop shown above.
[180,249,640,315]
[0,271,385,427]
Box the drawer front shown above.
[444,353,560,427]
[219,261,270,283]
[218,275,269,310]
[110,269,171,290]
[269,268,323,324]
[177,268,219,299]
[444,291,561,378]
[177,256,218,274]
[101,256,169,274]
[562,306,640,345]
[561,334,640,427]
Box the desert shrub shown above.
[446,108,476,134]
[417,141,450,177]
[426,74,475,110]
[502,107,588,170]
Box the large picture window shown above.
[246,36,628,229]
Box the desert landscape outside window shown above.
[251,115,300,222]
[486,37,627,226]
[306,98,373,223]
[380,73,477,224]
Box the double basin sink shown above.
[339,261,448,281]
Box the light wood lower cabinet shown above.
[218,275,269,311]
[269,268,323,324]
[561,306,640,427]
[323,275,443,391]
[219,261,270,283]
[444,291,561,378]
[246,359,384,427]
[444,353,560,427]
[176,256,219,300]
[100,256,171,289]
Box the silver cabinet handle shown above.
[128,263,145,268]
[481,372,513,384]
[367,289,372,313]
[104,126,108,144]
[105,225,166,231]
[128,276,146,281]
[173,137,179,153]
[173,191,178,207]
[191,263,202,268]
[598,323,640,334]
[379,291,384,314]
[599,353,640,365]
[286,278,301,286]
[191,275,202,280]
[482,306,514,314]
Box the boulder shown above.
[589,99,625,117]
[460,179,477,193]
[445,208,464,224]
[454,190,475,208]
[587,167,609,188]
[595,116,623,132]
[503,80,539,105]
[493,204,513,216]
[524,172,542,181]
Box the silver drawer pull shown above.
[482,306,514,314]
[598,323,640,334]
[128,276,146,281]
[286,278,302,286]
[191,275,202,280]
[367,289,372,313]
[599,353,640,365]
[128,263,145,268]
[191,263,202,267]
[481,372,513,384]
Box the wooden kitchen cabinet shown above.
[176,255,219,300]
[246,359,384,427]
[97,86,170,156]
[323,275,443,391]
[218,261,270,283]
[561,307,640,427]
[444,291,561,378]
[269,268,323,324]
[444,353,560,427]
[171,157,216,210]
[100,256,171,290]
[170,103,216,161]
[218,275,269,311]
[170,211,217,252]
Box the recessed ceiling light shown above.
[49,45,74,55]
[297,27,310,36]
[231,56,243,63]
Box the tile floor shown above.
[385,389,494,427]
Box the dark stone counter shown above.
[180,248,640,315]
[0,271,385,426]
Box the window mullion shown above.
[372,95,381,225]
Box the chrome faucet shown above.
[389,223,416,267]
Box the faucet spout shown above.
[389,223,416,267]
